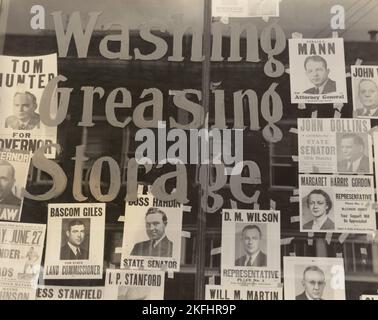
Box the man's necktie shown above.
[76,248,81,259]
[246,256,252,266]
[346,161,353,172]
[314,87,319,94]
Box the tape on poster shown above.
[183,205,192,212]
[280,237,294,245]
[182,231,191,239]
[291,32,303,39]
[308,232,314,246]
[211,247,222,256]
[338,233,349,244]
[290,216,300,223]
[325,232,333,245]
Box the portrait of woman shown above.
[303,189,335,230]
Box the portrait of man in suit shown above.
[337,133,370,173]
[0,160,21,207]
[130,207,173,257]
[303,55,336,94]
[356,79,378,117]
[5,91,40,130]
[296,266,326,300]
[60,219,89,260]
[302,189,335,231]
[234,224,267,267]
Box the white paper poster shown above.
[0,54,58,158]
[299,174,375,233]
[43,203,105,279]
[121,194,183,272]
[298,118,373,174]
[289,38,347,104]
[104,269,165,300]
[0,221,45,300]
[0,149,31,221]
[284,257,346,300]
[221,209,281,286]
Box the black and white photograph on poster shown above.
[212,0,279,17]
[221,209,280,286]
[0,54,57,158]
[43,203,105,279]
[121,193,183,272]
[298,118,373,174]
[299,174,375,233]
[36,286,104,300]
[289,38,347,104]
[351,65,378,118]
[205,284,283,300]
[283,257,346,300]
[0,149,31,221]
[104,269,165,300]
[0,221,45,300]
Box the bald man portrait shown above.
[0,160,21,207]
[5,91,40,130]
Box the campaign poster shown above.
[36,286,104,300]
[351,65,378,118]
[0,149,31,221]
[289,38,347,104]
[0,54,57,158]
[221,209,281,286]
[104,269,165,300]
[298,118,373,174]
[283,257,346,300]
[121,194,183,272]
[43,203,105,279]
[205,284,282,300]
[212,0,279,17]
[0,221,45,300]
[299,174,375,233]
